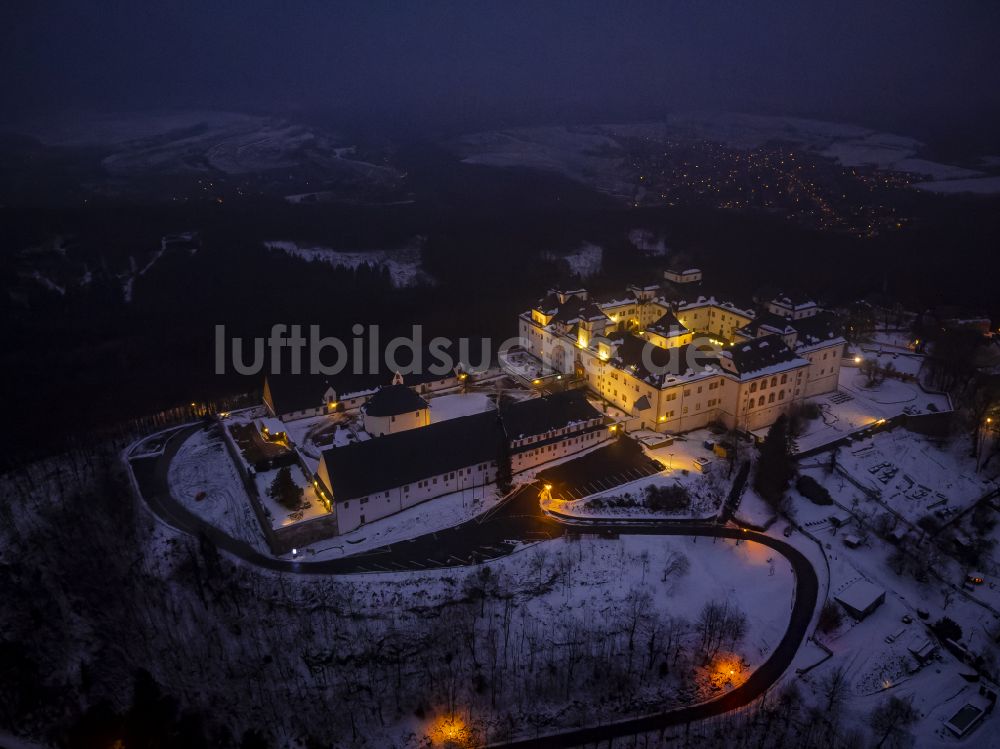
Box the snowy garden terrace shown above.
[216,416,333,549]
[765,362,952,455]
[540,428,739,521]
[499,345,561,386]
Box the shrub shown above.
[796,475,833,505]
[269,466,304,510]
[817,601,843,633]
[644,484,691,513]
[932,617,963,643]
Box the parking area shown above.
[538,436,664,500]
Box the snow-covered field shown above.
[166,425,269,553]
[913,176,1000,195]
[264,239,432,287]
[542,242,603,279]
[810,429,994,528]
[20,110,402,180]
[628,228,670,256]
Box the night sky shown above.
[3,1,1000,140]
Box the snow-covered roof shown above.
[723,335,808,377]
[770,290,816,310]
[834,579,885,613]
[257,417,287,435]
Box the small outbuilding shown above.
[834,580,886,620]
[943,703,987,738]
[842,533,864,548]
[907,636,938,665]
[257,417,288,443]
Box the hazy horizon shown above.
[3,2,1000,152]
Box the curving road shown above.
[486,517,818,748]
[128,424,562,574]
[126,424,820,747]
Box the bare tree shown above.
[869,695,918,749]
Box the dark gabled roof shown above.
[771,289,815,308]
[672,287,754,315]
[264,373,337,415]
[500,390,601,440]
[627,280,662,292]
[647,310,689,336]
[580,302,609,322]
[593,291,639,307]
[611,334,720,386]
[727,335,805,376]
[551,303,581,325]
[634,395,652,411]
[362,384,429,416]
[534,292,562,315]
[736,311,796,338]
[321,390,602,499]
[791,312,843,348]
[550,299,608,326]
[322,411,502,499]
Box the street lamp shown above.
[978,416,995,472]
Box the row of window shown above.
[748,390,785,409]
[518,423,592,446]
[518,431,600,458]
[349,462,496,508]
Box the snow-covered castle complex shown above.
[517,268,846,432]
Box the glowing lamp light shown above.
[428,714,470,746]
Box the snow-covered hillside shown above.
[264,239,434,287]
[22,110,402,180]
[451,112,1000,195]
